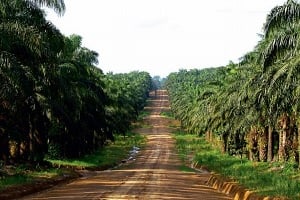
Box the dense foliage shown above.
[166,0,300,168]
[0,0,152,164]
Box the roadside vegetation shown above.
[166,1,300,199]
[174,131,300,199]
[48,132,146,169]
[166,0,300,168]
[160,111,174,118]
[2,0,300,198]
[0,0,151,192]
[137,111,151,121]
[0,131,146,191]
[0,166,69,191]
[0,0,152,165]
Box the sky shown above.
[45,0,287,77]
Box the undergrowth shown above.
[174,131,300,200]
[0,167,66,190]
[48,131,146,168]
[0,132,145,190]
[160,111,174,118]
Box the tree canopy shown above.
[166,0,300,167]
[0,0,153,163]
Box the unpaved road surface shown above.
[20,90,231,200]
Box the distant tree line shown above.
[151,76,166,90]
[0,0,153,164]
[166,0,300,168]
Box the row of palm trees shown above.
[166,0,300,167]
[0,0,153,164]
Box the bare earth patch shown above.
[19,90,231,200]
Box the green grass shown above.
[28,168,65,178]
[0,132,145,191]
[174,131,300,200]
[0,167,67,190]
[132,111,152,128]
[138,111,151,120]
[48,132,146,169]
[178,165,197,173]
[160,111,174,118]
[0,174,31,189]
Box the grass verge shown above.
[138,111,151,120]
[173,131,300,200]
[0,167,68,191]
[160,111,174,118]
[132,111,152,129]
[48,132,146,169]
[178,165,197,173]
[0,132,146,191]
[0,174,31,190]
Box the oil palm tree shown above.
[256,0,300,163]
[0,0,65,163]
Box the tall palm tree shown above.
[257,0,300,163]
[0,0,65,163]
[46,34,106,158]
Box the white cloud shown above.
[46,0,287,77]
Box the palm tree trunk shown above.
[29,117,36,162]
[29,113,47,163]
[279,114,288,162]
[248,127,259,161]
[206,131,213,143]
[291,130,298,162]
[259,127,268,162]
[267,126,273,162]
[298,126,300,169]
[280,130,289,162]
[221,132,228,154]
[0,130,9,164]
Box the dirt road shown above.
[20,90,231,200]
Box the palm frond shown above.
[264,0,300,37]
[27,0,65,15]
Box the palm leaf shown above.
[26,0,65,15]
[264,0,300,37]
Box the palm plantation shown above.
[1,0,300,199]
[166,0,300,167]
[0,0,153,163]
